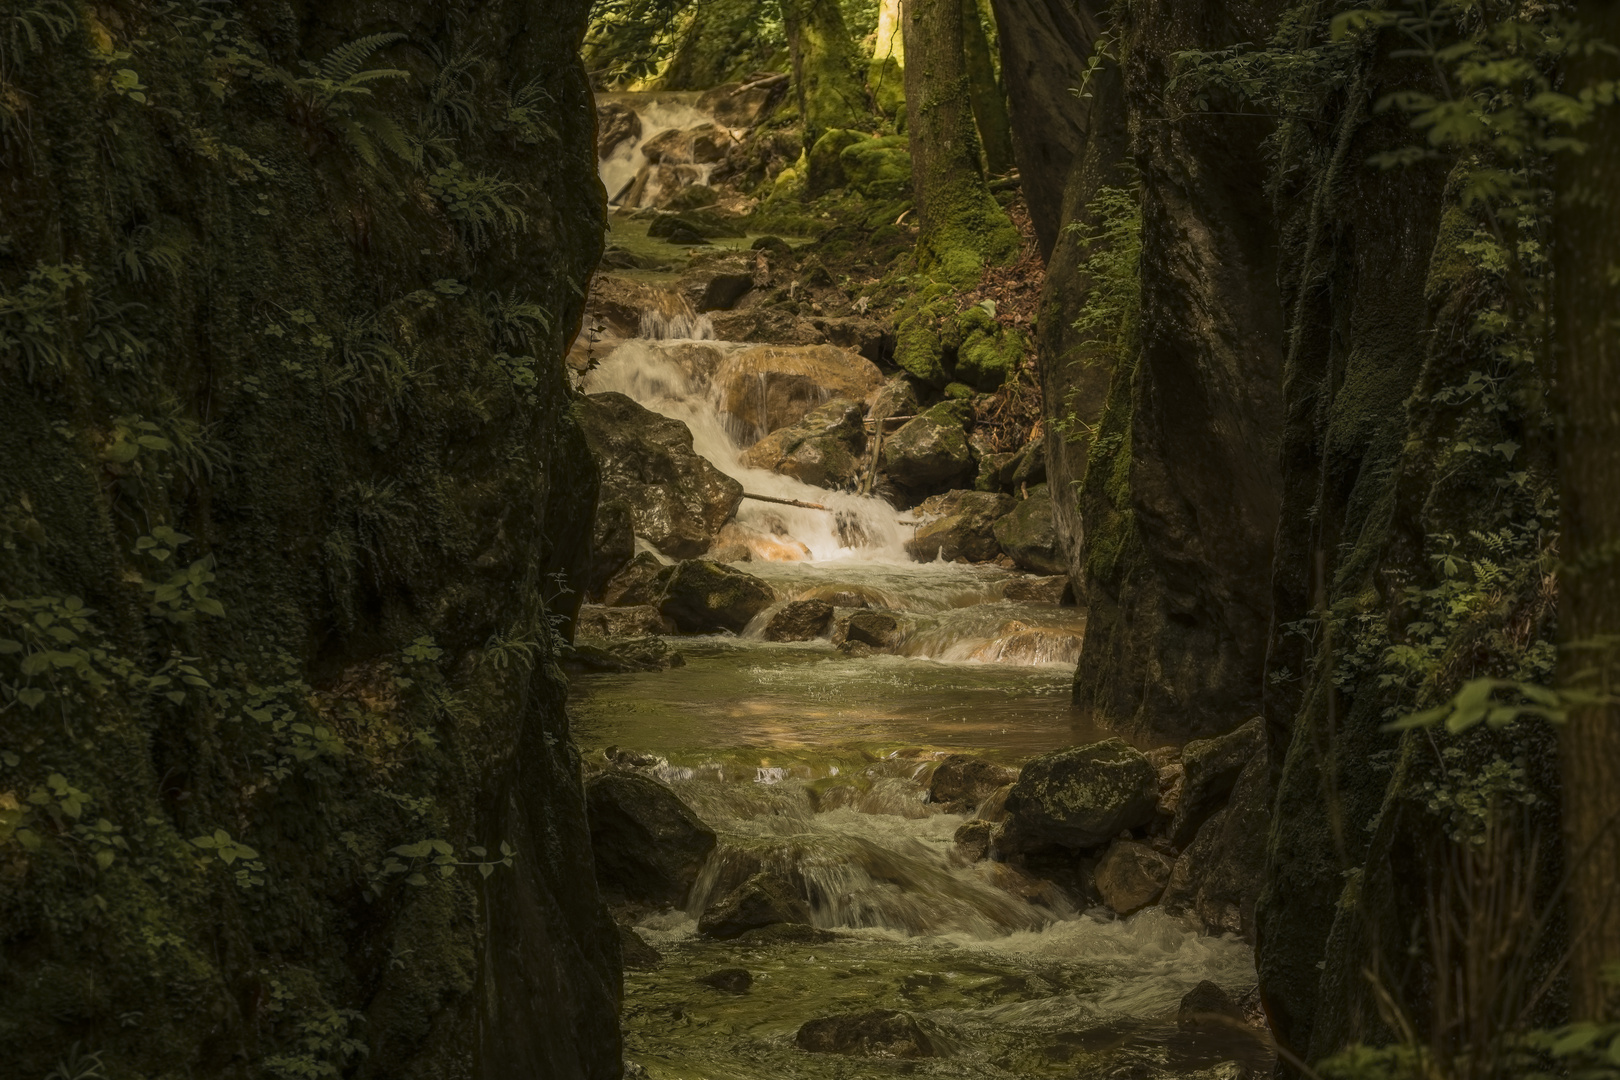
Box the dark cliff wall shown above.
[0,3,619,1078]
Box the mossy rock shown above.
[882,401,975,492]
[665,184,722,211]
[659,559,777,633]
[992,485,1065,574]
[808,129,873,195]
[894,303,951,387]
[944,382,976,400]
[647,209,747,240]
[840,136,912,201]
[1001,739,1160,852]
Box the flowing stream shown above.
[575,94,1269,1080]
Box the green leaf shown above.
[96,848,115,870]
[17,687,46,708]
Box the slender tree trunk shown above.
[779,0,869,150]
[961,0,1016,175]
[870,0,907,118]
[1555,2,1620,1022]
[902,0,1020,284]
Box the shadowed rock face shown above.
[578,391,745,558]
[1001,739,1159,851]
[659,560,778,632]
[586,772,718,908]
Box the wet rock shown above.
[576,604,673,638]
[1003,575,1072,605]
[970,628,1082,666]
[976,783,1014,824]
[707,306,827,346]
[697,870,811,939]
[740,399,867,490]
[598,101,642,159]
[714,344,885,436]
[677,252,758,312]
[1009,431,1048,488]
[929,755,1018,811]
[586,498,636,597]
[807,315,891,363]
[585,273,686,337]
[577,393,744,559]
[618,923,662,970]
[993,484,1065,574]
[662,183,721,211]
[907,490,1015,562]
[601,551,675,608]
[641,127,693,164]
[1094,839,1174,915]
[585,772,717,907]
[1170,717,1264,847]
[839,136,912,201]
[659,559,777,633]
[837,640,875,658]
[882,401,974,493]
[698,81,780,128]
[647,209,746,241]
[842,609,902,649]
[954,819,994,862]
[1162,751,1270,942]
[1001,739,1160,851]
[695,967,752,993]
[563,637,683,673]
[1178,980,1244,1026]
[763,599,835,641]
[867,375,921,423]
[796,1009,935,1058]
[709,522,812,563]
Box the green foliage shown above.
[42,1043,106,1080]
[1053,183,1141,447]
[585,0,692,83]
[426,161,530,249]
[0,0,73,73]
[0,262,89,377]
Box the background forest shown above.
[1,0,1618,1079]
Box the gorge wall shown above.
[0,2,619,1078]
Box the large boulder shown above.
[647,208,746,240]
[585,497,635,597]
[659,559,776,633]
[741,399,867,490]
[808,128,872,193]
[1001,739,1159,851]
[882,401,974,493]
[1170,717,1264,847]
[842,609,902,649]
[597,101,641,159]
[585,273,690,337]
[577,393,743,559]
[585,772,717,908]
[1002,575,1071,605]
[678,251,758,313]
[906,490,1014,562]
[839,136,912,201]
[714,344,884,436]
[796,1009,935,1058]
[601,551,675,608]
[708,306,827,346]
[1094,839,1174,916]
[576,604,673,638]
[993,485,1065,574]
[1162,751,1270,942]
[928,755,1018,812]
[697,870,811,939]
[763,599,835,641]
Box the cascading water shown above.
[585,93,1267,1080]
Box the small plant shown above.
[42,1042,106,1080]
[426,161,529,249]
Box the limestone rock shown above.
[993,485,1065,574]
[695,967,752,993]
[585,274,687,337]
[807,315,891,362]
[585,772,717,907]
[1171,717,1264,847]
[842,609,902,649]
[1178,980,1244,1026]
[1002,739,1159,851]
[1162,751,1270,942]
[578,393,743,559]
[763,599,835,641]
[796,1009,935,1058]
[707,306,827,346]
[597,101,641,159]
[867,376,920,423]
[1002,575,1071,604]
[576,604,673,638]
[1094,839,1174,915]
[740,399,867,490]
[808,128,871,193]
[907,490,1014,562]
[678,251,757,312]
[928,755,1018,811]
[586,498,635,597]
[647,208,746,240]
[618,923,662,970]
[659,559,776,633]
[601,551,675,608]
[882,401,974,493]
[714,344,885,436]
[697,870,811,939]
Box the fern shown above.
[426,162,529,249]
[481,290,552,351]
[1,0,74,72]
[502,72,558,144]
[424,44,481,137]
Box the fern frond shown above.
[317,32,405,81]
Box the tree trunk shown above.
[779,0,869,150]
[987,0,1103,257]
[902,0,1020,285]
[1554,2,1620,1022]
[962,0,1016,175]
[870,0,907,118]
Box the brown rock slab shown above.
[697,870,811,939]
[1095,839,1174,916]
[763,599,835,641]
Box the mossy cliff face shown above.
[0,3,618,1078]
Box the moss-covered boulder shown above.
[697,870,812,939]
[953,309,1027,391]
[647,208,747,240]
[1001,739,1159,851]
[740,398,867,489]
[906,490,1015,562]
[841,136,913,201]
[893,304,951,386]
[882,401,974,493]
[585,772,717,908]
[993,485,1065,574]
[808,128,873,194]
[659,560,777,633]
[578,393,744,559]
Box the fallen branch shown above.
[741,492,829,511]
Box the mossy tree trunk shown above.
[902,0,1020,285]
[961,0,1016,175]
[1554,2,1620,1022]
[779,0,869,149]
